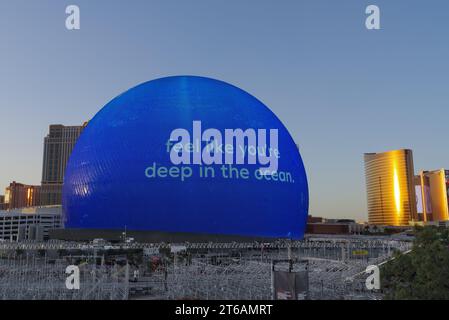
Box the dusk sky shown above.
[1,0,448,221]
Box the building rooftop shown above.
[0,205,61,216]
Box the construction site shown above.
[0,237,412,300]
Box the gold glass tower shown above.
[364,149,417,226]
[415,169,449,222]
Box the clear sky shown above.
[1,0,448,221]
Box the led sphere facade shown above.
[62,76,308,239]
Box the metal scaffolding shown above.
[133,238,410,300]
[0,255,129,300]
[0,238,411,300]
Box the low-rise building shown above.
[0,206,62,241]
[306,218,364,235]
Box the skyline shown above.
[1,1,449,221]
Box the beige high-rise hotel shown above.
[40,123,87,205]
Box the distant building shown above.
[306,223,349,235]
[307,215,324,223]
[306,217,363,235]
[0,195,5,210]
[306,220,363,235]
[415,169,449,222]
[364,149,417,226]
[425,220,449,228]
[0,206,62,241]
[40,123,86,205]
[3,181,41,210]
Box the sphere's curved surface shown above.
[63,76,308,239]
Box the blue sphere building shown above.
[62,76,308,241]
